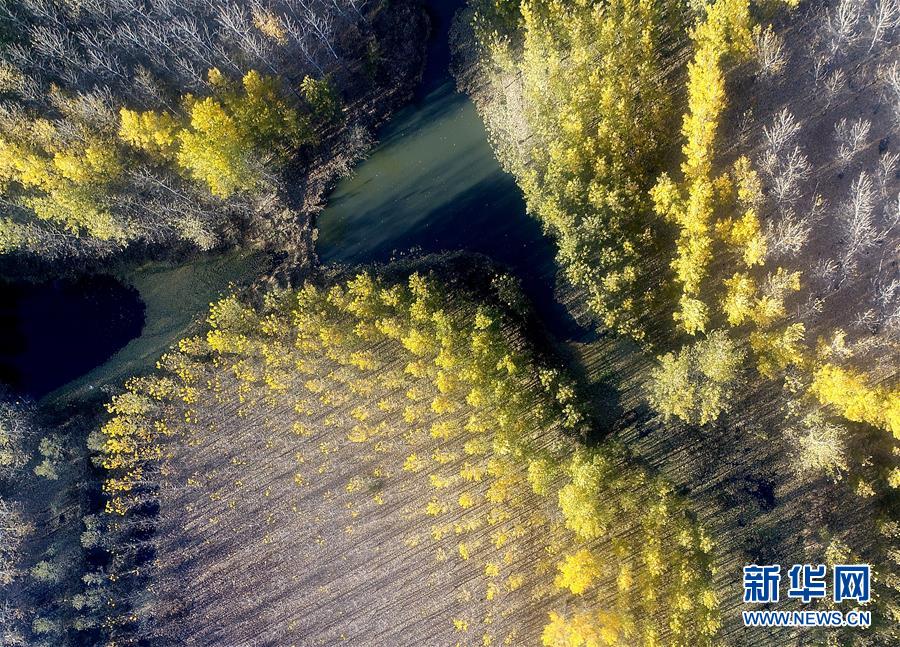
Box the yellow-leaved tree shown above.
[651,0,754,335]
[0,116,127,241]
[120,69,314,198]
[473,0,684,340]
[811,365,900,439]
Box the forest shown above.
[0,0,425,261]
[457,0,899,641]
[93,260,720,644]
[0,0,898,645]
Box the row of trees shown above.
[466,2,898,636]
[1,0,365,103]
[463,1,899,641]
[0,402,32,618]
[650,0,755,336]
[119,69,338,198]
[0,401,84,646]
[468,0,897,442]
[469,0,899,437]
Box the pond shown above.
[0,250,264,405]
[317,0,585,340]
[0,276,145,400]
[41,250,266,406]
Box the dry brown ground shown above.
[144,267,578,647]
[129,257,723,646]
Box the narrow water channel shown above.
[317,1,584,339]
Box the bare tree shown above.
[283,15,324,74]
[299,0,338,59]
[867,0,899,52]
[764,108,801,154]
[0,497,31,586]
[0,601,27,647]
[886,191,900,232]
[839,171,879,274]
[814,256,841,288]
[826,0,862,54]
[881,60,900,124]
[834,117,872,167]
[755,25,787,79]
[133,65,171,108]
[770,146,811,205]
[872,273,900,334]
[79,30,128,84]
[332,0,368,19]
[329,121,373,178]
[767,209,813,257]
[217,2,278,74]
[877,150,899,197]
[51,86,118,130]
[823,68,846,108]
[29,24,72,62]
[811,52,829,86]
[0,403,32,480]
[788,409,848,479]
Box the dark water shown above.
[0,276,145,399]
[318,1,584,339]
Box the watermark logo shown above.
[833,565,871,604]
[742,564,871,628]
[787,564,827,603]
[743,564,781,603]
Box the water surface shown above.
[0,276,145,399]
[318,2,582,338]
[2,0,579,406]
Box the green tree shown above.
[300,75,341,123]
[33,435,64,481]
[646,330,746,425]
[472,0,683,339]
[558,448,614,540]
